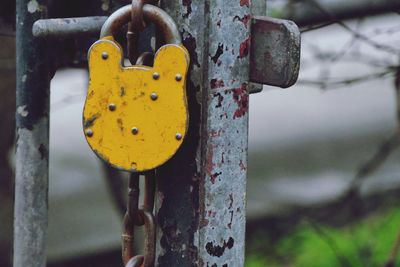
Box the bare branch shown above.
[306,0,400,55]
[298,70,395,90]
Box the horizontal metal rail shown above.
[32,16,107,38]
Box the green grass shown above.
[246,207,400,267]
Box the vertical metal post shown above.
[156,1,251,266]
[14,1,50,267]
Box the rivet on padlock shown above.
[82,4,190,172]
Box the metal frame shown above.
[154,1,251,265]
[14,1,50,267]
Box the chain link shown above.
[127,0,158,64]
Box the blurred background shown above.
[1,0,400,266]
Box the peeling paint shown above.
[182,0,193,18]
[239,0,250,7]
[17,105,29,117]
[232,83,249,119]
[27,0,39,13]
[210,79,225,89]
[205,237,234,257]
[211,43,224,64]
[239,37,250,58]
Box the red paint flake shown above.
[239,37,250,58]
[208,210,217,217]
[240,0,249,7]
[232,83,249,119]
[211,129,221,137]
[210,79,225,89]
[239,160,247,171]
[206,145,216,176]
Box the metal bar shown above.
[14,0,50,267]
[275,0,400,27]
[32,16,107,38]
[156,1,250,266]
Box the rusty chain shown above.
[127,0,158,64]
[121,2,159,265]
[122,171,156,267]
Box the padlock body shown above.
[83,38,190,172]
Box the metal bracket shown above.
[250,16,301,89]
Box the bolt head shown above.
[175,133,183,140]
[153,72,160,80]
[131,127,139,135]
[108,103,116,111]
[150,92,158,101]
[175,74,182,81]
[102,52,109,60]
[86,129,94,137]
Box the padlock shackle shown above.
[100,4,181,44]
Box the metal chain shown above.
[122,171,156,267]
[127,0,158,64]
[123,3,158,264]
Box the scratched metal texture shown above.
[14,1,51,267]
[250,16,300,88]
[156,1,250,266]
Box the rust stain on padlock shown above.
[83,37,190,172]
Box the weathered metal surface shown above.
[155,0,250,266]
[14,0,51,267]
[83,39,189,172]
[32,16,107,38]
[250,16,301,88]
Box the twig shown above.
[298,69,395,89]
[306,0,400,55]
[307,219,353,267]
[345,68,400,196]
[384,228,400,267]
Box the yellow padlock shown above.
[83,5,190,172]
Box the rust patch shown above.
[200,218,209,228]
[232,84,249,119]
[205,145,215,176]
[120,86,125,97]
[210,129,221,137]
[117,118,124,132]
[210,79,225,89]
[207,210,217,218]
[239,0,249,7]
[239,160,246,170]
[238,37,250,58]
